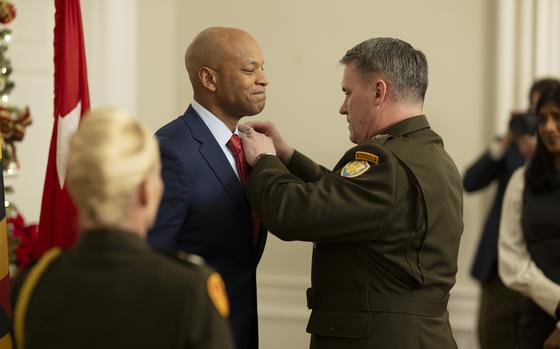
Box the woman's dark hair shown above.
[525,87,560,193]
[529,78,560,107]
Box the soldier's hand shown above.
[544,327,560,349]
[242,121,294,164]
[239,126,276,167]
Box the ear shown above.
[372,79,388,106]
[199,67,218,92]
[138,179,149,207]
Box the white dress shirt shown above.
[498,166,560,328]
[191,100,240,179]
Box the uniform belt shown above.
[306,288,448,317]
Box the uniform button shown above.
[328,326,335,333]
[251,311,256,317]
[313,243,317,249]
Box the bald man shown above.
[148,27,269,349]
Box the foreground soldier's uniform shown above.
[248,115,463,348]
[11,228,234,349]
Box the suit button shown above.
[251,311,256,317]
[328,326,335,333]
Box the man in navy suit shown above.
[465,78,559,349]
[148,27,269,349]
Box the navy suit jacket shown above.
[464,142,524,284]
[148,105,267,349]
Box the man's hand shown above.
[544,327,560,349]
[239,125,276,167]
[242,121,294,164]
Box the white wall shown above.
[7,1,502,348]
[5,0,54,227]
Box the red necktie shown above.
[227,134,260,247]
[227,134,250,183]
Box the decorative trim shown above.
[14,248,62,349]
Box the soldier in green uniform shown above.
[10,108,234,349]
[239,38,463,348]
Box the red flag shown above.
[37,0,90,256]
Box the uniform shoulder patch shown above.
[207,272,230,318]
[341,160,371,178]
[355,151,379,164]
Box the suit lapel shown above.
[182,106,248,207]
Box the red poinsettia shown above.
[7,212,37,270]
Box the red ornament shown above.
[0,1,16,24]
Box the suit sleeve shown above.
[147,138,190,248]
[248,144,396,243]
[463,141,507,192]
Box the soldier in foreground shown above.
[11,107,234,349]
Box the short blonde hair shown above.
[66,107,159,225]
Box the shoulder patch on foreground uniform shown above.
[207,273,230,318]
[341,160,371,178]
[355,151,379,164]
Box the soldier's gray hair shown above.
[340,37,428,104]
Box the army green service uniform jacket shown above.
[11,228,234,349]
[248,115,463,349]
